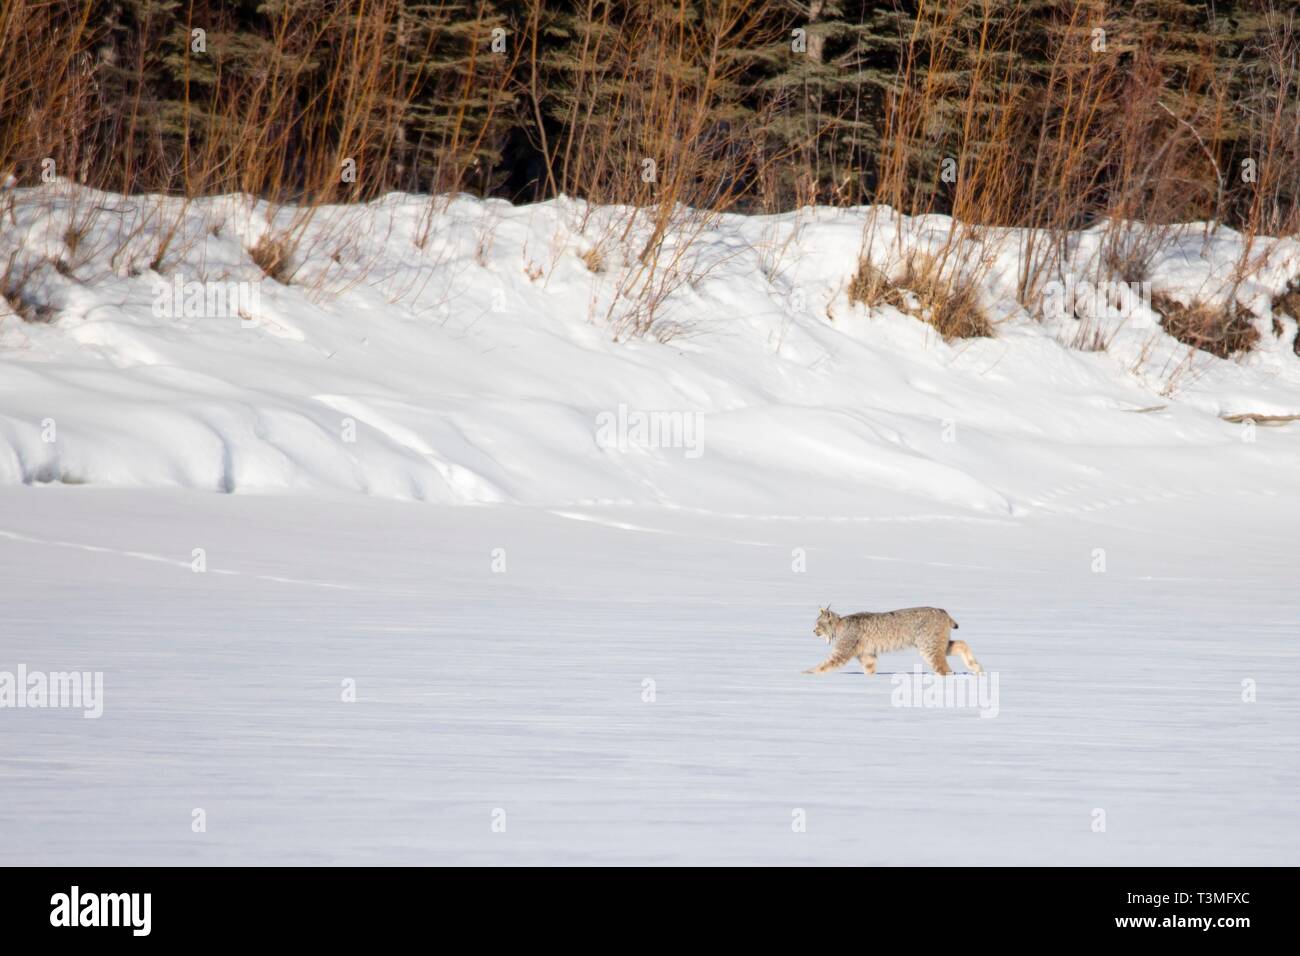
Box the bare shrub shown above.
[851,252,992,342]
[249,233,295,284]
[900,254,993,342]
[847,259,901,311]
[1273,279,1300,356]
[580,246,604,274]
[1,252,53,323]
[1152,294,1260,358]
[1069,321,1113,353]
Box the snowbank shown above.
[2,186,1298,517]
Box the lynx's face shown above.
[814,607,837,643]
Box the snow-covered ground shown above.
[3,187,1300,512]
[1,188,1298,864]
[2,487,1296,865]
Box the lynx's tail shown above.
[945,611,959,630]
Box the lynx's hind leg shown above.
[947,639,983,674]
[858,653,877,675]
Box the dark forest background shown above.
[2,1,1298,234]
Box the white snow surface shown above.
[1,487,1296,865]
[2,187,1300,513]
[0,187,1298,864]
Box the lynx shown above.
[804,606,983,676]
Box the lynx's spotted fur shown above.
[805,606,983,676]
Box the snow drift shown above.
[2,186,1299,519]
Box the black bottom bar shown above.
[0,867,1275,943]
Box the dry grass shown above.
[900,255,993,342]
[1274,280,1300,355]
[1152,294,1260,358]
[3,1,1296,228]
[2,1,1299,353]
[1,252,53,323]
[1069,320,1114,353]
[249,234,295,284]
[860,0,1300,374]
[847,259,901,311]
[850,252,993,342]
[518,0,800,340]
[1221,411,1300,424]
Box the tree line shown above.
[2,1,1297,232]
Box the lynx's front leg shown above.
[804,645,855,675]
[858,653,877,675]
[920,647,952,676]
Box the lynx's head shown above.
[814,606,840,642]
